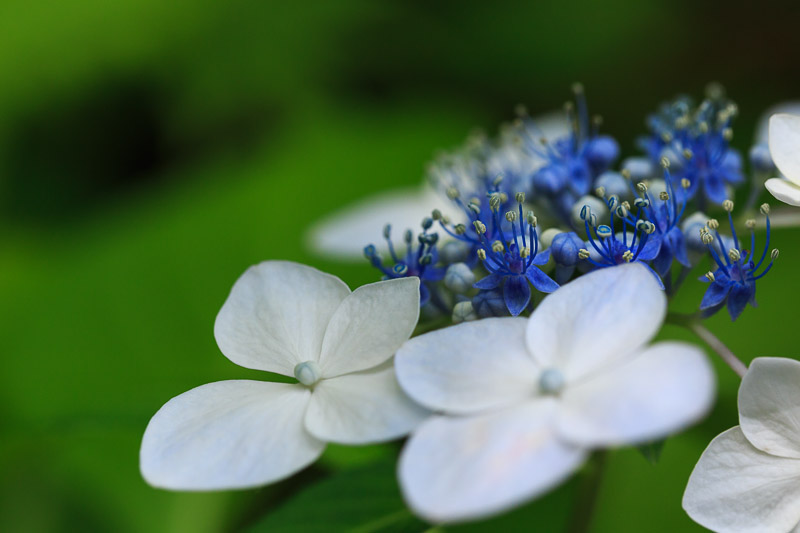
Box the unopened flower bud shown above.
[452,301,477,324]
[444,263,476,294]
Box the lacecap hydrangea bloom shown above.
[684,357,800,533]
[140,261,427,490]
[395,263,715,522]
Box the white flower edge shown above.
[306,185,446,260]
[683,357,800,533]
[756,102,800,145]
[766,113,800,206]
[141,261,428,490]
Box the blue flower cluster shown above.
[363,85,777,324]
[639,91,743,206]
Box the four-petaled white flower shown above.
[683,357,800,533]
[140,261,427,490]
[394,263,715,523]
[766,113,800,206]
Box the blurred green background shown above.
[1,0,798,531]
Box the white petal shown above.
[140,381,325,490]
[770,114,800,185]
[765,178,800,207]
[318,277,419,377]
[395,317,539,415]
[739,357,800,459]
[525,263,666,382]
[306,186,446,260]
[757,102,800,145]
[398,400,586,523]
[557,342,715,446]
[683,426,800,533]
[304,361,429,444]
[214,261,350,374]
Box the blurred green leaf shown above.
[638,440,667,465]
[245,456,426,533]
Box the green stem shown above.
[688,322,747,378]
[567,450,607,533]
[667,312,747,378]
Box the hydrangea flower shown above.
[140,261,427,490]
[640,94,743,205]
[683,357,800,533]
[638,166,691,277]
[394,263,714,522]
[578,194,662,287]
[698,202,777,321]
[765,113,800,206]
[438,190,558,316]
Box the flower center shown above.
[294,361,322,387]
[538,368,565,395]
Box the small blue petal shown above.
[637,236,662,261]
[526,267,559,293]
[653,245,673,277]
[704,173,728,205]
[727,283,753,321]
[700,281,731,310]
[422,266,446,282]
[531,248,551,266]
[667,227,691,267]
[503,276,531,316]
[419,283,431,307]
[473,273,504,290]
